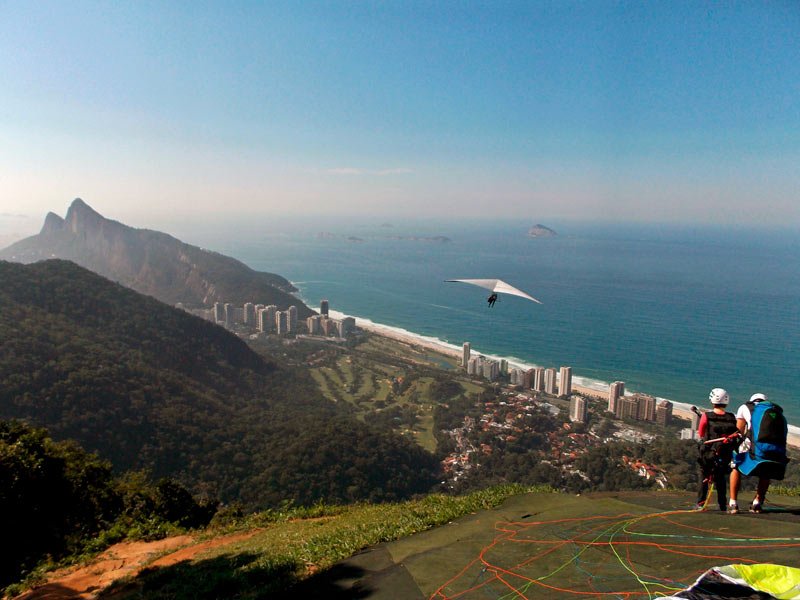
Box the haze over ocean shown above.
[178,219,799,422]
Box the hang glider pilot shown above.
[487,293,498,307]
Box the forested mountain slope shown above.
[0,260,438,505]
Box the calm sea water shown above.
[168,218,800,421]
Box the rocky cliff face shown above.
[0,199,312,316]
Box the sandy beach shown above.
[333,310,800,449]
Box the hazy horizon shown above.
[2,3,798,230]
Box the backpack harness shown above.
[744,400,789,464]
[699,411,738,472]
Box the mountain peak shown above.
[64,198,107,234]
[40,212,65,235]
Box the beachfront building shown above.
[213,302,224,324]
[533,367,545,392]
[608,381,625,414]
[462,342,471,369]
[306,315,322,335]
[569,396,588,423]
[618,396,639,420]
[524,368,534,389]
[544,368,557,395]
[320,299,329,316]
[559,366,573,398]
[656,400,673,426]
[635,394,657,421]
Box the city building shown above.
[243,302,255,326]
[306,315,322,335]
[635,394,657,422]
[559,366,572,398]
[482,360,499,381]
[320,299,329,317]
[213,302,224,324]
[533,367,545,392]
[340,316,356,337]
[462,342,471,369]
[690,410,701,431]
[618,396,639,420]
[569,396,587,423]
[223,302,234,327]
[499,359,508,376]
[544,368,557,395]
[275,311,288,335]
[524,368,534,389]
[287,305,298,333]
[656,400,673,426]
[608,381,625,414]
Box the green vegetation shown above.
[0,420,215,592]
[305,333,482,454]
[107,484,552,599]
[0,260,440,510]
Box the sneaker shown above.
[692,503,705,511]
[749,502,763,514]
[727,503,739,514]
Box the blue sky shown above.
[1,1,798,234]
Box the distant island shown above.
[528,224,557,238]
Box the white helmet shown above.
[749,393,767,402]
[709,388,730,406]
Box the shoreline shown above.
[328,309,800,449]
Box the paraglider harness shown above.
[742,400,789,465]
[695,408,739,480]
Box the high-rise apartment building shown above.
[635,394,657,422]
[287,305,298,333]
[656,400,673,426]
[223,302,234,327]
[544,368,557,395]
[533,367,545,392]
[462,342,471,369]
[320,299,329,316]
[275,311,288,335]
[559,366,572,398]
[306,315,321,335]
[618,396,639,420]
[213,302,224,324]
[608,381,625,414]
[243,302,255,326]
[569,396,587,423]
[524,368,534,389]
[340,316,356,337]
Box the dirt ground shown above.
[13,530,260,600]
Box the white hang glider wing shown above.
[445,278,543,304]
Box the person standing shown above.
[728,393,789,514]
[695,388,738,511]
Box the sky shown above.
[1,1,798,236]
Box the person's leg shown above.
[754,478,771,507]
[696,466,709,508]
[715,466,729,511]
[728,468,741,512]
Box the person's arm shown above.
[736,418,747,435]
[697,413,709,438]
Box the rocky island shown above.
[528,224,557,238]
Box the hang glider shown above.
[445,278,542,304]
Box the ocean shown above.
[169,218,799,422]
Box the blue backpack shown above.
[746,400,788,464]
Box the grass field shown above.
[307,333,485,452]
